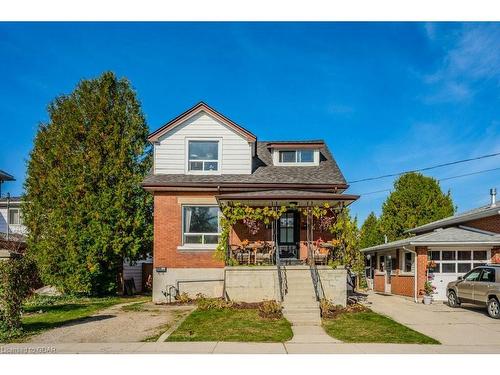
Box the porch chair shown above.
[313,245,329,265]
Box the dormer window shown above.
[187,140,220,172]
[276,149,318,165]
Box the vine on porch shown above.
[214,202,340,263]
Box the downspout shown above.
[403,246,418,303]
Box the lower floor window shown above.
[182,205,220,245]
[428,249,489,274]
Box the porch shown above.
[215,189,358,267]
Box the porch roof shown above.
[360,226,500,253]
[215,189,359,206]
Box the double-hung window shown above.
[402,251,414,273]
[182,205,220,246]
[188,140,220,172]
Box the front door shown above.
[277,211,299,259]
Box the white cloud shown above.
[423,23,500,103]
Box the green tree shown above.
[378,172,455,241]
[329,208,362,273]
[24,72,152,295]
[359,212,384,249]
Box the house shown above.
[142,102,358,303]
[361,188,500,302]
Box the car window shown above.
[464,269,481,281]
[479,268,495,283]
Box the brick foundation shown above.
[374,274,385,293]
[390,274,415,297]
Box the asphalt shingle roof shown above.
[361,227,500,252]
[143,141,347,187]
[409,204,500,234]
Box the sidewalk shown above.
[2,341,500,354]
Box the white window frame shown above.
[185,138,222,175]
[179,205,221,250]
[8,208,22,225]
[273,149,319,166]
[400,250,415,275]
[428,248,491,275]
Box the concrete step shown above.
[287,319,322,326]
[283,297,317,304]
[283,307,319,314]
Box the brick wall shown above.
[390,274,415,297]
[374,274,385,293]
[153,192,224,269]
[416,246,428,296]
[463,215,500,234]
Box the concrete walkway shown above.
[365,292,500,346]
[2,341,500,354]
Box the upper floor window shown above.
[278,150,315,164]
[9,208,22,225]
[188,140,219,172]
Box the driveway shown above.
[365,292,500,345]
[28,302,194,343]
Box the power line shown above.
[348,151,500,184]
[358,166,500,197]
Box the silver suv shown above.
[447,265,500,319]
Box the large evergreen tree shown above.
[378,172,455,241]
[359,212,384,249]
[24,72,152,295]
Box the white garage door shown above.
[428,249,490,300]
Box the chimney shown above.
[384,235,388,244]
[491,188,497,208]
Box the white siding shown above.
[0,207,27,235]
[154,111,252,175]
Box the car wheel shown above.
[448,290,460,308]
[487,298,500,319]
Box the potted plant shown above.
[423,281,435,305]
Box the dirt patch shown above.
[28,302,194,343]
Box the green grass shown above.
[2,295,149,343]
[322,310,440,344]
[166,308,293,342]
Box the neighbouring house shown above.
[0,170,15,197]
[361,188,500,301]
[0,196,27,237]
[142,102,358,304]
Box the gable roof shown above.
[408,204,500,234]
[361,226,500,252]
[147,102,257,143]
[142,140,348,189]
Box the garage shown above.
[428,249,490,300]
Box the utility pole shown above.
[6,192,10,241]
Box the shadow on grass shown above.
[23,314,116,334]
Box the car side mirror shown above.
[457,276,463,281]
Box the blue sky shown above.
[0,22,499,224]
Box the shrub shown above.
[320,298,369,319]
[258,300,282,319]
[175,292,191,304]
[195,294,233,310]
[0,254,38,336]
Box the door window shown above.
[479,268,495,283]
[464,269,481,281]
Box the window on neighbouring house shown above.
[182,206,220,245]
[9,209,22,225]
[188,140,219,172]
[404,251,413,273]
[278,150,315,164]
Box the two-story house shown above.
[142,102,359,303]
[361,188,500,302]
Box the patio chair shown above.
[255,242,275,265]
[313,245,329,265]
[229,244,246,265]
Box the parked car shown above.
[447,265,500,319]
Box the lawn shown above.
[322,309,439,344]
[166,308,293,342]
[4,294,149,342]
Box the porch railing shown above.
[274,214,287,301]
[306,206,325,301]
